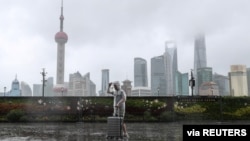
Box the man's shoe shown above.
[124,133,129,138]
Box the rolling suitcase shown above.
[106,109,123,139]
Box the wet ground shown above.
[1,121,249,141]
[0,121,183,141]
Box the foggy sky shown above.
[1,0,250,93]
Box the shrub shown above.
[160,111,173,121]
[144,111,157,121]
[6,109,24,122]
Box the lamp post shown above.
[40,68,47,97]
[4,87,6,97]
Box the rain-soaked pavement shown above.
[0,121,183,141]
[1,121,249,141]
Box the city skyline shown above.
[1,0,250,93]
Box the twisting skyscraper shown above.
[54,0,68,95]
[194,33,207,95]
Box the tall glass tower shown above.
[151,55,166,96]
[181,73,189,95]
[213,73,230,96]
[197,67,213,95]
[9,76,21,96]
[101,69,109,96]
[134,57,148,87]
[164,41,178,96]
[194,33,207,95]
[176,71,189,96]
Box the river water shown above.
[1,121,249,141]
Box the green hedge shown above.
[1,96,250,122]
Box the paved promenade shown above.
[0,122,182,141]
[2,121,250,141]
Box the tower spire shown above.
[54,0,68,93]
[60,0,64,32]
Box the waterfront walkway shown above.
[1,121,250,141]
[0,122,182,141]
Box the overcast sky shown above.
[1,0,250,93]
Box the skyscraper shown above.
[101,69,109,96]
[8,76,21,96]
[21,81,32,96]
[213,73,230,96]
[164,41,178,96]
[44,77,54,97]
[68,71,96,96]
[33,84,42,97]
[121,79,132,96]
[176,71,189,96]
[54,0,68,95]
[68,71,82,96]
[151,55,166,96]
[229,65,248,96]
[181,73,189,96]
[134,57,148,87]
[197,67,213,95]
[194,33,207,95]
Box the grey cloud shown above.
[1,0,250,91]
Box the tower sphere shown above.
[55,31,68,44]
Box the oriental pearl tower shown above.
[54,0,68,96]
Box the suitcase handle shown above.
[114,106,120,117]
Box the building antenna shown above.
[60,0,64,32]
